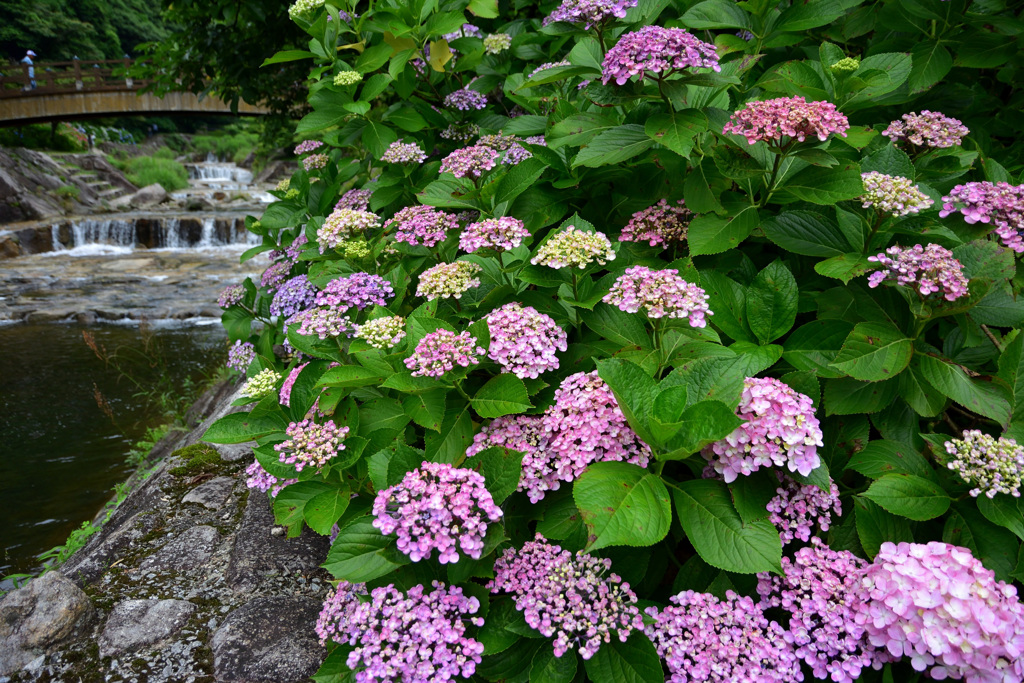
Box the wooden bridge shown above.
[0,60,268,127]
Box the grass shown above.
[120,156,189,192]
[190,125,258,164]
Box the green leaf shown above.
[861,145,915,180]
[402,390,447,432]
[656,400,745,459]
[953,240,1016,282]
[977,496,1024,542]
[529,646,577,683]
[322,516,409,582]
[317,365,385,388]
[746,261,799,344]
[494,158,547,208]
[862,474,951,521]
[595,358,659,446]
[782,320,852,378]
[909,41,952,93]
[681,0,751,29]
[471,374,533,418]
[304,487,352,536]
[582,632,663,683]
[672,479,782,574]
[477,598,525,656]
[761,211,853,257]
[202,411,287,444]
[824,377,898,415]
[361,120,398,158]
[687,207,759,256]
[467,0,498,18]
[970,289,1024,327]
[581,304,651,349]
[854,497,913,558]
[776,164,864,204]
[830,322,913,382]
[999,333,1024,409]
[274,481,331,531]
[466,446,525,505]
[773,0,845,31]
[261,49,316,66]
[944,503,1017,582]
[700,271,753,343]
[916,354,1011,425]
[573,462,672,552]
[644,110,708,158]
[572,125,654,168]
[813,253,873,283]
[424,403,474,465]
[846,440,935,480]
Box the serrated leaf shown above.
[782,320,852,378]
[322,516,409,582]
[582,633,663,683]
[466,446,525,505]
[304,487,352,536]
[761,211,853,257]
[574,462,672,552]
[855,497,913,558]
[471,374,533,418]
[688,206,759,256]
[747,261,799,344]
[777,164,864,204]
[830,322,913,382]
[846,439,935,480]
[862,474,951,521]
[916,354,1011,425]
[573,124,653,168]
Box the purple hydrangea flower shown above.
[485,303,567,379]
[767,473,842,545]
[882,110,969,149]
[602,26,720,85]
[226,340,255,372]
[294,139,324,155]
[444,88,488,111]
[603,266,712,327]
[404,329,485,378]
[940,181,1024,253]
[460,216,530,253]
[619,199,693,247]
[439,145,499,179]
[284,233,309,263]
[244,459,297,498]
[723,96,849,145]
[543,0,638,29]
[292,306,353,339]
[945,429,1024,498]
[278,362,308,406]
[380,140,427,164]
[389,205,460,247]
[270,275,317,317]
[274,419,349,473]
[335,188,372,212]
[866,243,969,301]
[316,272,394,311]
[217,284,245,308]
[260,261,291,291]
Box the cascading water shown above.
[72,218,137,248]
[186,162,253,185]
[51,216,254,251]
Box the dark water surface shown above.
[0,322,227,578]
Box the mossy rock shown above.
[168,443,227,477]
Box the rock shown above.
[179,218,203,245]
[98,599,196,657]
[0,571,95,676]
[14,192,61,221]
[182,477,235,510]
[62,511,162,585]
[185,197,214,212]
[0,235,21,259]
[133,183,169,209]
[210,597,325,683]
[139,525,220,573]
[212,444,252,463]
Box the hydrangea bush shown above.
[207,0,1024,681]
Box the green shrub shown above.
[123,156,189,191]
[54,185,80,200]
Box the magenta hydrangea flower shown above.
[530,60,570,76]
[270,274,317,317]
[757,538,880,683]
[466,414,545,458]
[945,430,1024,498]
[601,26,720,85]
[485,303,567,379]
[316,272,394,311]
[489,534,643,659]
[866,243,969,301]
[380,140,427,164]
[619,199,693,247]
[543,0,638,29]
[372,461,503,563]
[860,171,934,216]
[244,459,298,498]
[259,262,290,292]
[460,216,530,253]
[645,590,802,683]
[440,145,499,179]
[226,340,255,372]
[292,306,353,339]
[477,133,545,165]
[857,542,1024,682]
[316,581,485,683]
[882,110,969,149]
[723,96,849,145]
[442,23,483,42]
[603,266,712,327]
[274,419,349,473]
[404,329,485,378]
[278,362,308,406]
[335,188,372,212]
[417,261,482,300]
[317,208,382,253]
[283,233,309,264]
[767,473,842,545]
[217,284,245,308]
[444,88,487,111]
[940,181,1024,253]
[704,377,823,483]
[294,140,324,155]
[389,205,459,248]
[302,153,330,171]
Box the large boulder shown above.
[110,183,169,210]
[98,599,196,657]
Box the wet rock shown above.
[0,235,21,259]
[139,525,220,573]
[185,197,214,212]
[0,571,95,676]
[98,599,196,657]
[210,597,325,683]
[182,476,235,510]
[63,511,162,585]
[179,218,203,245]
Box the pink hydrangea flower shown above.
[460,216,530,253]
[619,199,693,247]
[882,110,969,149]
[603,266,712,327]
[380,140,427,164]
[226,340,255,372]
[723,96,849,145]
[302,153,329,171]
[485,303,567,378]
[217,284,245,308]
[466,414,545,458]
[278,362,308,406]
[444,88,487,111]
[274,419,349,473]
[389,205,459,248]
[317,208,382,253]
[244,460,297,498]
[543,0,637,29]
[767,473,842,545]
[316,272,394,311]
[404,329,485,378]
[439,145,499,179]
[940,181,1024,253]
[866,243,969,301]
[602,26,720,85]
[294,139,324,155]
[335,188,372,212]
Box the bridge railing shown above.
[0,60,151,99]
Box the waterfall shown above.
[50,224,65,252]
[198,218,216,248]
[71,219,136,248]
[186,164,253,184]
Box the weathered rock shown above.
[182,476,235,509]
[0,571,95,675]
[210,597,325,683]
[133,183,169,208]
[213,443,253,463]
[62,510,162,585]
[185,197,214,212]
[139,525,220,573]
[98,599,196,657]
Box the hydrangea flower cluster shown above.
[293,306,353,339]
[416,261,482,300]
[317,208,382,252]
[619,198,693,247]
[217,284,245,308]
[489,534,643,659]
[372,461,503,563]
[485,303,567,378]
[335,188,372,212]
[723,96,850,145]
[340,239,370,259]
[602,26,721,86]
[860,171,934,216]
[293,139,324,155]
[287,0,323,19]
[244,460,297,498]
[444,88,487,111]
[332,70,362,86]
[543,0,638,29]
[226,340,255,372]
[483,33,511,54]
[302,153,330,171]
[704,377,823,483]
[316,581,484,683]
[241,368,281,401]
[858,542,1024,682]
[767,473,842,545]
[459,216,530,253]
[603,266,711,327]
[283,233,309,263]
[440,123,480,142]
[530,225,616,269]
[757,539,878,683]
[830,57,861,74]
[439,145,499,179]
[404,329,485,378]
[944,430,1024,498]
[940,181,1024,252]
[645,590,802,683]
[274,178,290,192]
[530,60,570,76]
[380,140,427,164]
[442,24,483,42]
[270,274,317,317]
[274,418,349,473]
[466,414,545,458]
[475,133,541,165]
[278,362,308,406]
[883,110,969,149]
[260,261,290,291]
[866,243,969,301]
[316,272,394,311]
[355,315,406,350]
[389,205,459,247]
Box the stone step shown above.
[97,188,125,199]
[85,180,111,190]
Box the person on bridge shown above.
[21,50,36,90]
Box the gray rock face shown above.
[62,510,162,584]
[213,443,252,463]
[210,597,325,683]
[139,525,220,573]
[182,476,235,509]
[0,571,94,675]
[110,182,168,210]
[98,599,196,657]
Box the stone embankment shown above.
[0,381,332,683]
